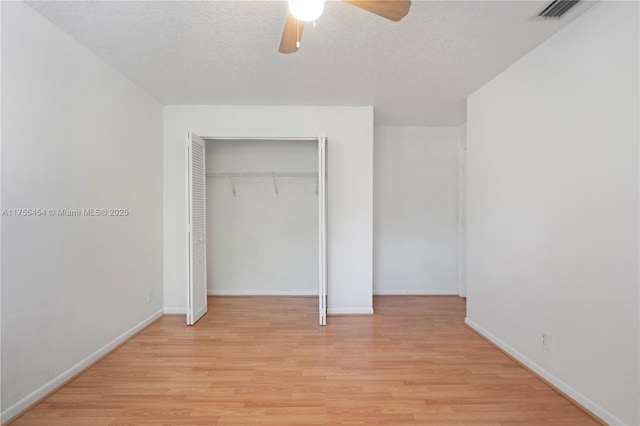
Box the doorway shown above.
[186,134,327,326]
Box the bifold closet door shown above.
[318,135,327,326]
[187,132,208,325]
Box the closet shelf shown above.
[207,172,320,197]
[206,172,318,178]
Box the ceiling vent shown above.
[538,0,580,18]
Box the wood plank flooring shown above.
[11,296,599,425]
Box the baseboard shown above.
[465,317,618,426]
[207,290,317,296]
[373,289,459,296]
[1,309,164,425]
[327,307,374,315]
[164,307,187,314]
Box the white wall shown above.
[373,126,460,295]
[1,2,164,422]
[466,2,639,425]
[164,106,373,314]
[206,139,318,295]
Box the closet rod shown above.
[207,172,318,178]
[203,137,323,142]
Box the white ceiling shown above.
[26,0,594,126]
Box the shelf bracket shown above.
[228,178,236,197]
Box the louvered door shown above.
[187,132,207,325]
[318,134,327,326]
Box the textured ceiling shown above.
[26,1,593,125]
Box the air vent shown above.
[538,0,580,18]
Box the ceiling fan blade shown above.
[342,0,411,22]
[279,12,304,54]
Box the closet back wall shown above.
[206,140,318,295]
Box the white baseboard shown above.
[164,307,187,314]
[465,317,620,426]
[327,307,374,315]
[1,309,164,424]
[374,289,459,296]
[207,290,317,296]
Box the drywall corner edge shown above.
[0,310,164,424]
[465,317,621,425]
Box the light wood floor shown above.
[12,296,598,425]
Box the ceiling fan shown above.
[279,0,411,54]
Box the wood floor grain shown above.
[11,296,599,425]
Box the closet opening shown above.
[186,134,327,326]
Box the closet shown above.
[186,134,327,326]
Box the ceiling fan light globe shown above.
[288,0,325,22]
